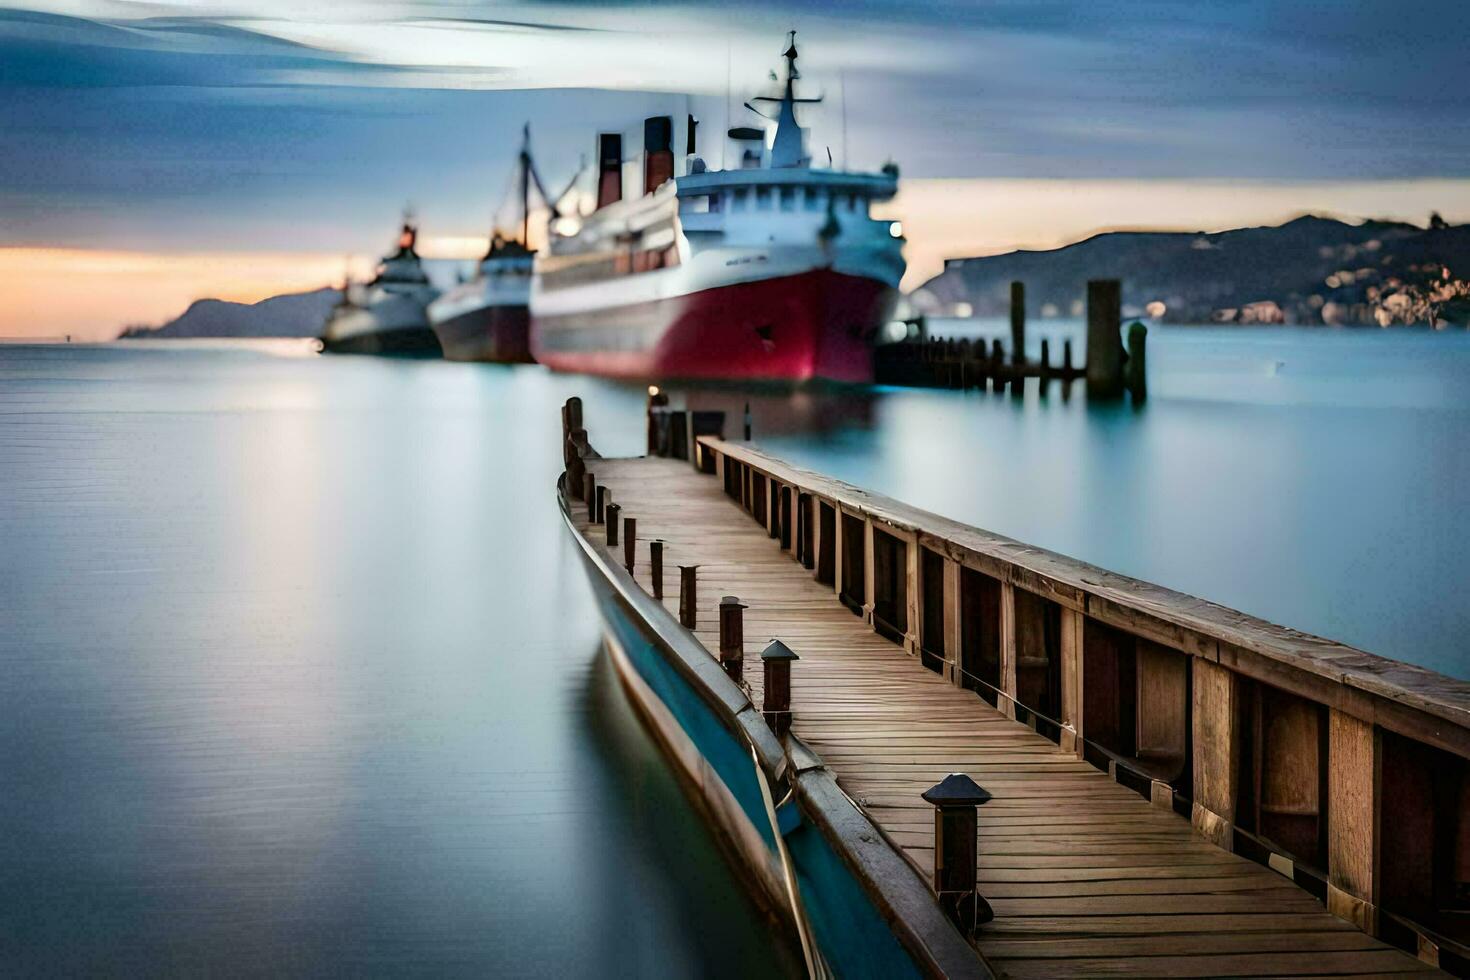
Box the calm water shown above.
[0,344,796,976]
[2,326,1466,972]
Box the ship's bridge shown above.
[673,166,900,243]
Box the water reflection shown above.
[0,344,792,976]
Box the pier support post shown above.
[942,558,963,687]
[1191,659,1240,850]
[922,773,994,935]
[1010,281,1026,366]
[649,540,665,600]
[989,339,1005,392]
[998,582,1018,719]
[679,565,698,629]
[623,517,637,574]
[1086,279,1125,399]
[585,474,597,521]
[595,484,608,524]
[1327,709,1379,934]
[719,596,746,683]
[761,640,799,737]
[605,503,621,546]
[1059,608,1084,756]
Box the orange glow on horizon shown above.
[0,248,375,340]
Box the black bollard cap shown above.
[922,772,992,807]
[761,639,799,662]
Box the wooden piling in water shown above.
[1126,320,1148,403]
[585,474,597,520]
[1086,279,1125,399]
[1009,281,1026,366]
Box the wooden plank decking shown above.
[574,456,1438,978]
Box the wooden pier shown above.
[569,407,1470,977]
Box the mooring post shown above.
[679,565,698,629]
[585,474,597,520]
[1063,338,1074,374]
[595,484,608,524]
[623,516,637,574]
[719,596,746,683]
[650,540,665,600]
[565,396,583,434]
[568,429,588,499]
[1009,281,1026,366]
[1126,320,1148,403]
[1086,279,1125,399]
[922,772,995,935]
[989,339,1005,392]
[605,503,621,546]
[761,640,799,737]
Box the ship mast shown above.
[752,31,820,169]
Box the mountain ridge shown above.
[121,287,340,339]
[912,214,1470,327]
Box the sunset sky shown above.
[3,1,1468,338]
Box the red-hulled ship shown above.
[428,127,545,363]
[530,34,905,384]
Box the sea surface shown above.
[0,343,792,976]
[1,326,1467,973]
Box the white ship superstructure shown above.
[323,220,441,355]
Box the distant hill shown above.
[913,215,1470,327]
[121,287,341,339]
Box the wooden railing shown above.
[698,434,1470,972]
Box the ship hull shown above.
[429,303,533,364]
[320,325,442,356]
[531,268,896,384]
